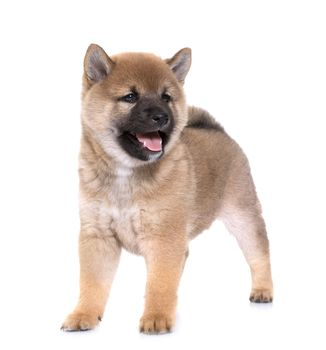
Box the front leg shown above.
[62,231,121,331]
[139,236,187,334]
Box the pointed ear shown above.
[166,48,192,83]
[84,44,114,83]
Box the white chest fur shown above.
[105,204,140,253]
[80,170,140,253]
[111,171,142,253]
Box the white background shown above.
[0,0,325,349]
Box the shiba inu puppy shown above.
[62,44,273,334]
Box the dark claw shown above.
[250,295,273,303]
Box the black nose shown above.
[151,112,169,127]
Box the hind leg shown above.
[221,206,273,303]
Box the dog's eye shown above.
[161,93,172,103]
[120,92,139,103]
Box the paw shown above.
[139,313,174,334]
[61,311,101,331]
[250,289,273,303]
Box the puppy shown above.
[62,44,273,334]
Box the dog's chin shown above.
[117,130,169,162]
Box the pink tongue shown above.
[136,132,162,152]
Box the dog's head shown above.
[81,44,191,167]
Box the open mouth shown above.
[119,130,168,161]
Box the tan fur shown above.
[62,44,273,334]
